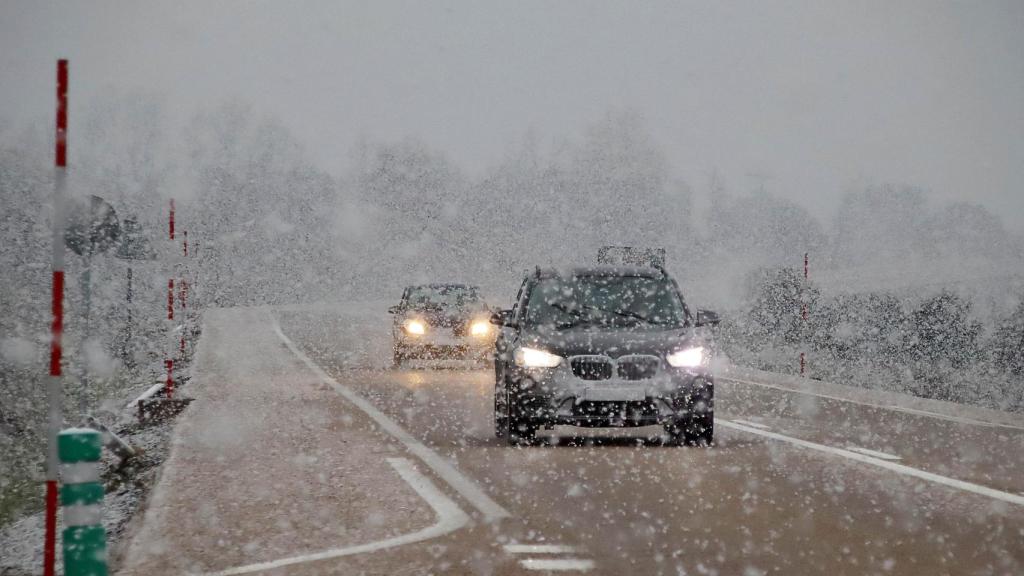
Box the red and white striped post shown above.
[800,252,809,377]
[44,58,69,576]
[165,200,175,398]
[180,230,188,355]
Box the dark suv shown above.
[490,266,719,445]
[389,284,494,365]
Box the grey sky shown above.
[3,1,1022,229]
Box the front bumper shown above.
[396,333,492,358]
[507,363,713,427]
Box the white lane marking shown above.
[504,544,581,554]
[203,458,469,576]
[719,419,1024,506]
[721,377,1024,431]
[271,313,511,522]
[846,446,901,461]
[731,419,770,430]
[520,558,595,571]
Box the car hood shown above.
[405,305,489,326]
[520,326,699,358]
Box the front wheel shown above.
[507,412,537,446]
[506,391,538,446]
[392,346,405,368]
[664,413,714,446]
[494,366,508,438]
[685,415,714,446]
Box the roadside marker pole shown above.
[166,278,174,398]
[165,199,175,398]
[44,58,69,576]
[58,428,107,576]
[167,279,174,322]
[180,230,188,356]
[800,252,808,377]
[802,253,808,321]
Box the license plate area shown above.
[426,329,461,345]
[581,387,646,402]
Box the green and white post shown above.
[58,428,107,576]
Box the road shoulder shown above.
[116,307,439,575]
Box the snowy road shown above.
[118,305,1024,575]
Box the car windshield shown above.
[407,286,480,309]
[524,275,686,328]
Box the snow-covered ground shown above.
[0,389,178,576]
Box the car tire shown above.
[392,347,404,368]
[508,416,537,446]
[664,414,714,447]
[506,392,537,446]
[494,365,508,439]
[684,414,714,447]
[663,418,687,446]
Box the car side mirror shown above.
[490,309,516,327]
[695,309,720,327]
[388,305,402,314]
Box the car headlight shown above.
[514,347,562,368]
[470,320,490,337]
[403,319,426,335]
[666,346,705,368]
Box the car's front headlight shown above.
[470,320,490,337]
[666,346,705,368]
[514,347,562,368]
[403,319,426,335]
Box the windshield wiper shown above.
[583,305,679,326]
[549,302,595,329]
[555,316,608,330]
[577,304,644,324]
[549,302,675,328]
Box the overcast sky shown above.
[3,1,1022,230]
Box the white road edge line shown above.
[520,558,595,572]
[721,377,1024,431]
[270,312,511,522]
[730,419,770,430]
[719,419,1024,506]
[201,458,469,576]
[846,446,901,461]
[504,544,581,554]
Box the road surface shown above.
[118,305,1024,575]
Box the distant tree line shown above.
[3,98,1023,522]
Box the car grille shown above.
[617,356,659,380]
[571,357,613,380]
[569,354,661,381]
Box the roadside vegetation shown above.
[3,98,1023,526]
[721,267,1024,412]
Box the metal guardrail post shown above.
[58,428,107,576]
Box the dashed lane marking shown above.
[520,558,595,572]
[846,446,901,461]
[271,312,511,522]
[721,377,1024,431]
[719,419,1024,506]
[730,419,770,430]
[504,544,581,554]
[202,458,469,575]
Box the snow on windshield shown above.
[524,275,686,328]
